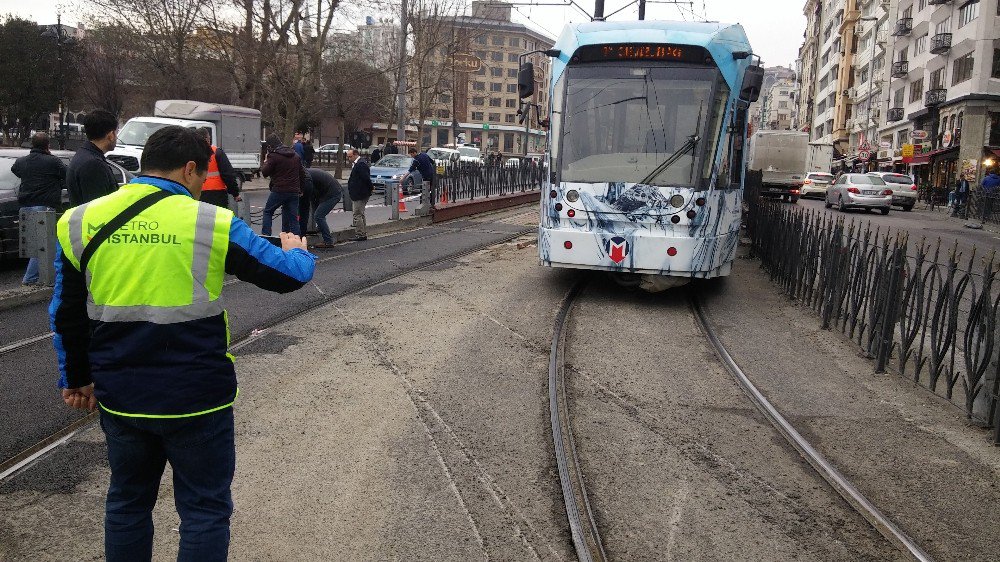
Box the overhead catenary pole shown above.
[594,0,604,19]
[638,0,646,20]
[395,0,409,143]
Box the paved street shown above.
[4,208,999,560]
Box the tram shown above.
[522,21,763,290]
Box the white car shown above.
[317,143,354,154]
[825,173,892,215]
[867,172,917,211]
[800,172,835,199]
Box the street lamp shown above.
[41,12,74,150]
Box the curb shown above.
[0,287,53,313]
[432,191,541,223]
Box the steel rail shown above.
[691,294,933,562]
[549,280,607,562]
[1,218,535,483]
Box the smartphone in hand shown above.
[262,235,282,247]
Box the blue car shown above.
[368,154,417,195]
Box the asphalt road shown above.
[795,196,1000,261]
[0,209,532,467]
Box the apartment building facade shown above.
[879,0,1000,188]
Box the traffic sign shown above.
[858,140,871,152]
[859,151,870,160]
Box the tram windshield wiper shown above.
[639,101,704,186]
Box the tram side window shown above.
[718,106,748,189]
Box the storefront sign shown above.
[901,143,914,163]
[879,141,892,149]
[451,53,483,72]
[911,130,928,140]
[942,131,953,146]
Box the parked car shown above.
[368,153,416,195]
[317,143,354,154]
[867,172,917,211]
[825,173,892,215]
[1,148,133,260]
[800,172,836,199]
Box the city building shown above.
[748,66,796,132]
[879,0,1000,189]
[370,1,553,155]
[795,0,824,132]
[846,0,891,166]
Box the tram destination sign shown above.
[572,43,712,65]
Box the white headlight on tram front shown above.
[565,189,580,203]
[669,194,685,208]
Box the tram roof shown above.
[550,20,753,88]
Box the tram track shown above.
[549,281,933,562]
[0,210,535,482]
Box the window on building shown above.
[507,68,517,78]
[492,35,505,46]
[815,123,825,139]
[818,99,827,113]
[490,82,502,92]
[490,67,502,77]
[779,100,788,108]
[508,53,518,62]
[503,133,514,152]
[475,50,487,59]
[930,67,944,88]
[472,111,484,121]
[914,34,927,55]
[898,46,908,62]
[473,82,485,91]
[952,52,974,84]
[909,77,923,102]
[437,109,451,119]
[935,17,951,35]
[472,96,485,105]
[959,1,979,28]
[476,66,487,75]
[902,5,912,19]
[438,94,451,104]
[491,52,503,62]
[894,88,904,107]
[919,0,927,11]
[897,129,910,147]
[860,66,869,83]
[506,99,517,108]
[489,98,501,107]
[475,36,487,45]
[874,55,884,70]
[993,48,1000,78]
[505,114,515,123]
[506,83,517,93]
[488,112,500,122]
[509,37,520,47]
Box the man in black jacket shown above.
[306,168,343,248]
[66,110,119,205]
[260,135,307,236]
[12,132,66,285]
[347,149,374,241]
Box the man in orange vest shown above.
[197,127,241,209]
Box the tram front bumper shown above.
[539,226,736,278]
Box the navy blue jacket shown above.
[50,177,317,416]
[409,152,436,181]
[66,141,118,206]
[12,148,66,209]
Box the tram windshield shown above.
[558,65,728,187]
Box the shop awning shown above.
[991,148,1000,158]
[909,146,959,165]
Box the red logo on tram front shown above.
[605,236,629,264]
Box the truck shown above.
[805,141,834,174]
[107,100,262,185]
[747,130,809,203]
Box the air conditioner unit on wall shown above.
[878,149,892,159]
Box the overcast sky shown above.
[1,0,806,68]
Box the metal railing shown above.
[892,17,912,36]
[746,191,1000,444]
[930,32,952,55]
[887,107,905,122]
[925,88,947,106]
[431,161,545,205]
[890,60,908,78]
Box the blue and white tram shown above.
[528,21,763,290]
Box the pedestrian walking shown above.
[11,132,66,285]
[67,110,119,205]
[302,139,315,168]
[306,168,343,248]
[407,147,435,194]
[952,174,970,217]
[293,133,305,161]
[980,169,1000,222]
[347,148,374,241]
[371,145,383,164]
[261,134,306,236]
[195,127,241,210]
[50,125,316,562]
[384,140,398,155]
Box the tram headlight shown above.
[565,189,580,203]
[669,194,685,208]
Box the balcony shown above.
[891,60,909,78]
[887,107,905,122]
[928,0,951,5]
[892,18,912,36]
[925,88,947,107]
[930,33,952,54]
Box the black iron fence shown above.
[746,193,1000,444]
[431,161,544,205]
